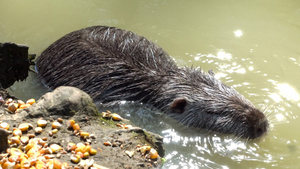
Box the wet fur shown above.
[36,26,268,139]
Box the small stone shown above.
[137,163,145,167]
[125,150,134,158]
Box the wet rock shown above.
[145,131,165,158]
[26,86,99,118]
[0,42,35,89]
[116,127,165,157]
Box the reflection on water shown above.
[233,30,243,38]
[2,0,300,168]
[276,83,300,102]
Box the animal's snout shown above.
[252,120,269,139]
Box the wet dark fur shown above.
[36,26,268,139]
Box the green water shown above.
[1,0,300,168]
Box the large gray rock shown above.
[26,86,99,118]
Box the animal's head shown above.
[162,68,268,139]
[169,96,268,139]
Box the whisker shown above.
[262,102,277,117]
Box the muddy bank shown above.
[0,86,164,169]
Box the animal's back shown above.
[36,26,177,101]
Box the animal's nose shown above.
[253,120,269,138]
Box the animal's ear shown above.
[171,98,187,114]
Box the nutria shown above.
[36,26,268,139]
